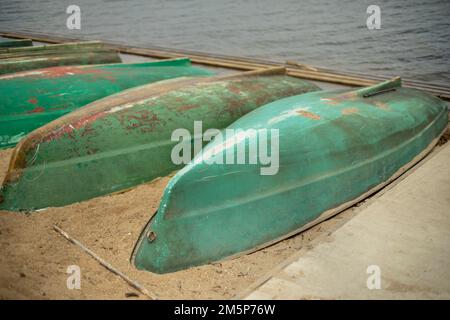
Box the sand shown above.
[0,146,360,300]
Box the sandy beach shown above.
[0,147,360,299]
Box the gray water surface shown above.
[0,0,449,84]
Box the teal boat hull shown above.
[0,58,213,148]
[133,78,448,273]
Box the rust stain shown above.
[254,92,271,107]
[373,101,390,110]
[80,124,96,137]
[41,111,106,144]
[28,107,45,113]
[71,112,106,130]
[322,99,339,105]
[177,105,198,112]
[28,97,38,104]
[239,80,266,91]
[297,110,321,120]
[222,81,272,117]
[40,126,75,144]
[1,77,199,185]
[226,79,266,96]
[326,92,358,104]
[227,83,242,95]
[341,107,359,115]
[123,110,160,133]
[224,98,244,117]
[37,66,111,79]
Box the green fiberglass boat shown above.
[132,77,448,273]
[0,38,33,48]
[0,41,120,75]
[0,58,213,148]
[0,67,320,211]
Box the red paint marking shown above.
[36,66,112,79]
[28,107,45,113]
[28,97,38,104]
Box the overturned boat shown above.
[0,41,120,75]
[132,77,448,273]
[0,58,213,148]
[0,38,33,48]
[0,67,320,210]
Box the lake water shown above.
[0,0,449,84]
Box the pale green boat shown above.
[132,77,448,273]
[0,67,320,211]
[0,41,120,75]
[0,58,213,148]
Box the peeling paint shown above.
[0,70,44,80]
[297,109,321,120]
[373,101,390,110]
[342,107,359,115]
[41,111,106,144]
[177,105,198,112]
[37,66,111,79]
[106,103,136,114]
[0,59,212,148]
[0,72,320,210]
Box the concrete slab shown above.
[244,143,450,299]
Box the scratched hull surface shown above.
[0,68,320,210]
[0,38,33,48]
[0,41,121,75]
[133,78,448,273]
[0,58,213,148]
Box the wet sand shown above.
[0,147,357,299]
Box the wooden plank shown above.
[53,225,157,300]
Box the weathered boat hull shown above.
[0,41,110,56]
[132,78,448,273]
[0,41,120,75]
[0,68,320,210]
[0,38,33,48]
[0,58,213,148]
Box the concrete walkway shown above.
[244,143,450,299]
